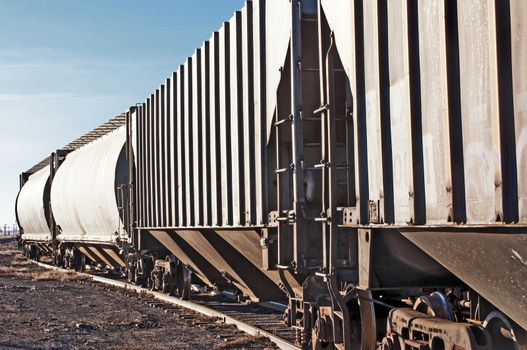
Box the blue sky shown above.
[0,0,244,226]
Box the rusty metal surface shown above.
[401,230,527,330]
[149,228,290,302]
[101,247,125,267]
[176,229,285,302]
[385,308,493,350]
[78,246,101,266]
[17,167,51,241]
[148,229,225,289]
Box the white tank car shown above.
[16,167,51,242]
[51,125,128,244]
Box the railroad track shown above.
[32,260,299,350]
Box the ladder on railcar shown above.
[273,1,360,349]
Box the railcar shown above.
[16,0,527,349]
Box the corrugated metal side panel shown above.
[265,0,291,141]
[164,79,172,227]
[147,96,154,227]
[142,102,149,227]
[210,33,222,226]
[322,0,526,226]
[193,50,203,226]
[253,0,267,225]
[184,58,194,226]
[170,74,178,227]
[137,104,144,227]
[457,0,495,224]
[511,0,527,223]
[242,2,257,225]
[362,0,384,220]
[155,88,164,227]
[17,167,51,240]
[152,92,159,227]
[417,0,451,224]
[160,84,168,227]
[219,22,233,226]
[230,12,243,226]
[134,1,269,229]
[151,92,157,227]
[387,1,411,224]
[177,65,186,226]
[201,42,212,226]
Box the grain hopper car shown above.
[16,0,527,349]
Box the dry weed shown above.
[0,253,89,282]
[0,266,33,279]
[32,270,89,282]
[0,249,18,256]
[9,259,32,267]
[217,335,267,349]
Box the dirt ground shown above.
[0,247,276,350]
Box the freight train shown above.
[15,0,527,349]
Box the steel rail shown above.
[32,260,299,350]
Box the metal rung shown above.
[315,271,330,278]
[275,167,292,174]
[305,217,327,222]
[302,67,319,72]
[314,104,329,115]
[274,164,295,174]
[276,264,292,270]
[274,115,293,126]
[314,162,329,169]
[334,311,344,319]
[276,216,288,222]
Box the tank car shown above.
[16,0,527,349]
[16,116,129,270]
[16,167,52,258]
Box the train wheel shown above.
[167,283,176,296]
[161,274,168,293]
[134,268,143,286]
[151,270,162,291]
[483,311,517,350]
[127,266,136,283]
[311,330,331,350]
[176,264,190,300]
